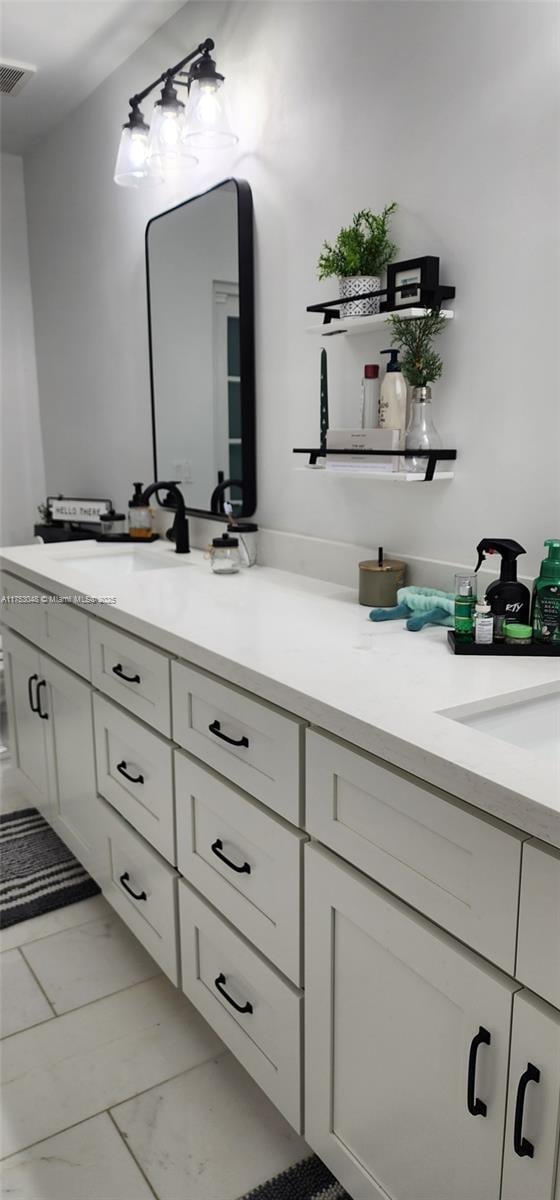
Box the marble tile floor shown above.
[0,774,310,1198]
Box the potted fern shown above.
[387,309,447,472]
[318,203,397,317]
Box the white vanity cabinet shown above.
[502,991,560,1200]
[305,843,518,1200]
[3,627,103,881]
[3,556,560,1200]
[3,627,50,813]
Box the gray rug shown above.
[241,1156,349,1199]
[0,807,100,928]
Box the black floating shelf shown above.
[293,447,457,482]
[447,631,560,656]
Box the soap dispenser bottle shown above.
[474,539,531,626]
[532,538,560,643]
[379,349,407,431]
[128,482,152,539]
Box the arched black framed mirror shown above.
[146,178,256,518]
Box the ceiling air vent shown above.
[0,59,36,97]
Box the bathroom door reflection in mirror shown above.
[146,179,255,517]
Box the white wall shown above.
[0,154,46,546]
[24,2,559,573]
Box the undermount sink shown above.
[441,686,560,770]
[49,547,188,577]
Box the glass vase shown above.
[403,386,441,473]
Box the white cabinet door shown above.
[502,991,560,1200]
[305,844,517,1200]
[2,628,49,813]
[41,654,104,883]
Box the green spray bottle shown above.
[532,539,560,644]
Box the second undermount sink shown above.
[440,685,560,770]
[50,546,189,577]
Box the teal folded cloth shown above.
[369,586,455,631]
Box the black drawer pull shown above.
[208,719,249,748]
[27,673,39,714]
[119,871,147,901]
[514,1062,540,1158]
[36,679,49,720]
[211,838,251,874]
[214,973,253,1014]
[112,663,141,684]
[467,1026,491,1117]
[116,761,145,785]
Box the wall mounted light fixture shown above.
[113,38,237,187]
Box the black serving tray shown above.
[447,630,560,656]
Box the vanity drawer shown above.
[171,662,304,824]
[90,621,171,735]
[42,597,90,678]
[93,694,175,864]
[175,751,306,984]
[179,880,303,1131]
[306,729,525,972]
[1,572,90,678]
[98,799,179,983]
[1,572,45,643]
[517,839,560,1007]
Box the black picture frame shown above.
[145,178,256,521]
[383,256,440,311]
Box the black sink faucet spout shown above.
[140,481,190,554]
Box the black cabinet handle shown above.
[119,871,147,901]
[214,972,253,1014]
[208,720,249,749]
[514,1062,540,1158]
[467,1026,491,1117]
[211,838,251,874]
[27,673,39,714]
[36,679,49,720]
[116,761,145,785]
[112,663,141,684]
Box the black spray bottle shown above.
[474,539,531,626]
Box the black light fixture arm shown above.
[127,38,215,111]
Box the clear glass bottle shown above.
[403,386,441,473]
[210,533,240,574]
[128,482,152,539]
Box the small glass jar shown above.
[504,623,533,645]
[211,534,240,574]
[99,511,126,537]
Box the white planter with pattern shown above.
[338,275,381,317]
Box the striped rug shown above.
[0,808,100,928]
[241,1156,350,1199]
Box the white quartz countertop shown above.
[2,540,559,846]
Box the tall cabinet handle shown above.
[27,673,39,713]
[513,1062,540,1158]
[467,1026,491,1117]
[36,679,49,720]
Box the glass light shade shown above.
[184,78,238,149]
[147,101,197,176]
[113,125,149,187]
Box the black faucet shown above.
[140,481,190,554]
[210,478,243,515]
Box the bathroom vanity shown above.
[1,540,559,1200]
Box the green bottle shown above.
[454,573,475,643]
[532,539,560,644]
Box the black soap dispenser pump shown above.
[474,539,531,625]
